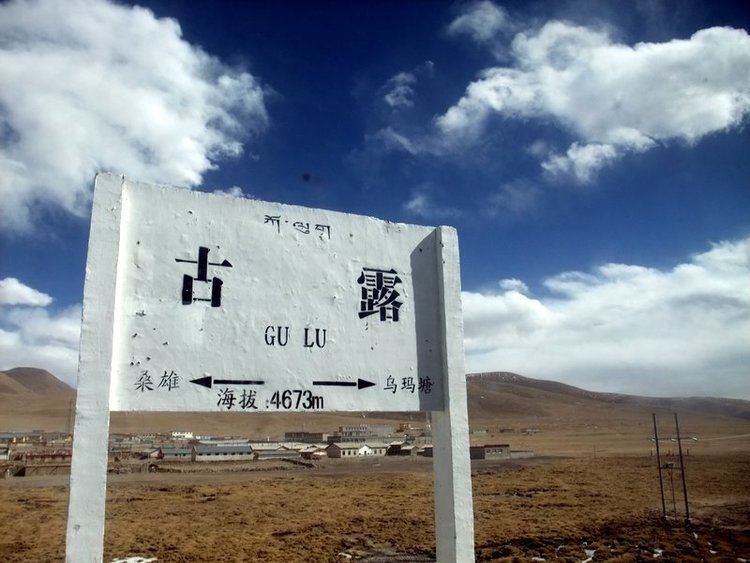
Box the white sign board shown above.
[103,177,444,412]
[66,174,474,562]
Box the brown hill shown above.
[0,372,30,395]
[0,367,74,396]
[467,372,750,421]
[0,368,748,455]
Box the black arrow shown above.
[175,258,233,267]
[190,376,264,389]
[312,378,376,390]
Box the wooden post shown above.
[432,226,475,562]
[674,413,690,523]
[652,413,666,519]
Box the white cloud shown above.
[370,127,421,155]
[384,72,417,108]
[403,186,460,219]
[0,0,268,232]
[0,283,80,386]
[462,236,750,398]
[0,277,52,306]
[541,142,620,183]
[438,23,750,181]
[5,306,80,349]
[212,186,248,198]
[486,180,541,218]
[498,278,529,294]
[381,61,435,110]
[447,1,510,43]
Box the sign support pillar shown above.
[432,226,475,562]
[66,174,124,562]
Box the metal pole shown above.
[653,413,666,519]
[667,464,677,515]
[674,412,690,523]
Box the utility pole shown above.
[652,413,666,519]
[674,413,690,523]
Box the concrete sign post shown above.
[66,173,474,562]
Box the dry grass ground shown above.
[1,454,748,562]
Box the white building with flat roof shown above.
[193,445,254,462]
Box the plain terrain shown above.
[1,368,748,561]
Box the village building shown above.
[46,436,73,447]
[386,440,421,456]
[469,446,486,460]
[399,444,419,456]
[284,431,330,443]
[299,444,328,460]
[328,424,395,444]
[363,442,388,456]
[386,440,405,456]
[0,431,44,444]
[170,431,194,440]
[419,443,520,460]
[196,437,250,447]
[23,448,73,463]
[483,444,511,460]
[326,442,361,458]
[160,447,194,462]
[134,432,168,442]
[248,442,302,460]
[44,432,72,443]
[193,445,254,462]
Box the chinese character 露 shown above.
[175,246,232,307]
[357,267,403,321]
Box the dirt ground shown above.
[1,454,748,562]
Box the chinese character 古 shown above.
[357,267,403,321]
[217,388,237,410]
[175,246,232,307]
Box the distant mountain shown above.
[467,372,750,421]
[0,367,74,396]
[0,368,748,446]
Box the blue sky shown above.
[1,0,749,397]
